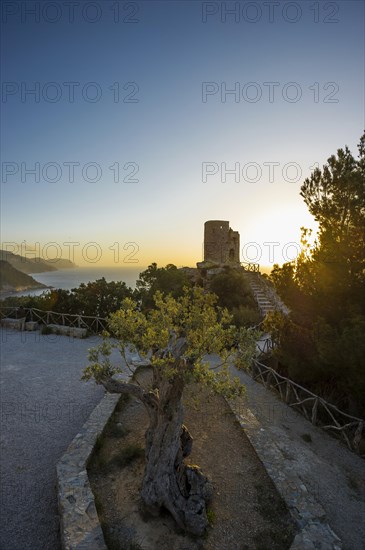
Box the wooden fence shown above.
[2,306,363,455]
[249,359,364,455]
[0,307,108,334]
[241,262,260,272]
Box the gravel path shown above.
[226,360,365,550]
[0,328,125,550]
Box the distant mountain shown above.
[0,260,48,292]
[0,250,76,274]
[44,258,76,269]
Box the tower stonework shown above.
[203,220,240,265]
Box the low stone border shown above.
[57,391,120,549]
[25,321,39,331]
[1,317,26,330]
[47,324,88,338]
[228,398,343,550]
[58,376,343,550]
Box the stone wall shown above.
[203,220,240,265]
[57,392,120,549]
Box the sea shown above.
[2,266,147,299]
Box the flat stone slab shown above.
[46,324,87,338]
[291,523,342,550]
[1,317,26,330]
[25,321,39,331]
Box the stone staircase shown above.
[244,271,289,317]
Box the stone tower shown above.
[203,220,240,265]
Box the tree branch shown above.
[100,376,159,411]
[100,376,145,398]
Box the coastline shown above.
[0,266,145,300]
[0,284,52,300]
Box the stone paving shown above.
[225,361,365,550]
[0,328,126,550]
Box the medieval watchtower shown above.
[203,220,240,265]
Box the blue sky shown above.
[1,0,364,268]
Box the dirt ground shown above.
[88,369,296,550]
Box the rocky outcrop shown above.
[0,260,47,293]
[0,250,76,274]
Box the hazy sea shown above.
[4,266,147,298]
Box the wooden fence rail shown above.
[241,262,260,272]
[250,359,364,455]
[1,306,363,455]
[0,307,108,334]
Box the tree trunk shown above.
[101,337,213,536]
[140,377,213,536]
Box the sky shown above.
[1,0,364,269]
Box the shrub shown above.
[232,305,262,328]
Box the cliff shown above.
[0,260,48,293]
[0,250,76,274]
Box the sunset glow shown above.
[1,1,363,272]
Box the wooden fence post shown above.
[353,421,363,451]
[311,398,318,425]
[285,381,291,403]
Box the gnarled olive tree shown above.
[83,286,257,536]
